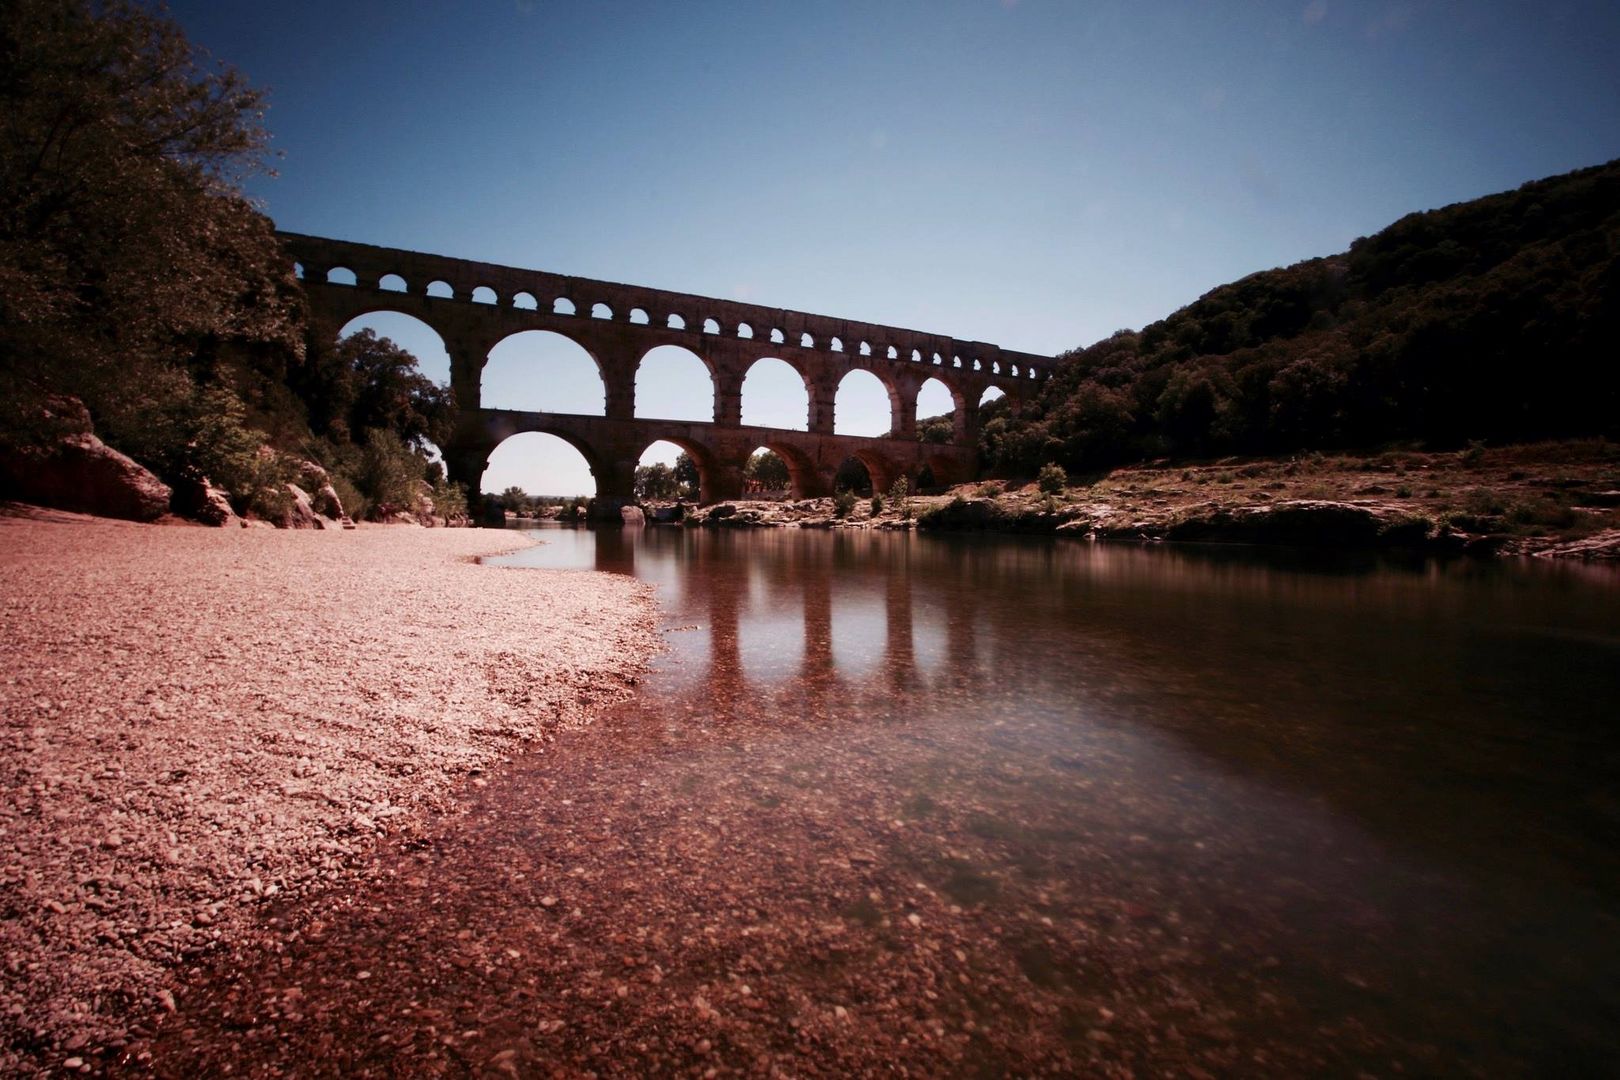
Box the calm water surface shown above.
[490,525,1620,1074]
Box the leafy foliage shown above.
[295,329,454,451]
[888,476,910,519]
[833,456,871,495]
[916,413,954,444]
[744,449,790,492]
[989,159,1620,475]
[0,0,303,452]
[634,462,680,500]
[672,452,700,500]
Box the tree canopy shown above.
[0,0,302,446]
[296,329,456,451]
[744,449,790,492]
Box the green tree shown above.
[916,413,954,444]
[300,329,455,451]
[0,0,302,450]
[1037,462,1067,494]
[496,485,530,512]
[634,462,679,500]
[354,428,426,519]
[672,452,700,500]
[744,449,790,492]
[888,476,910,519]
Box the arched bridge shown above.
[280,232,1052,518]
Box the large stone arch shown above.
[845,447,899,497]
[633,344,716,422]
[919,448,967,490]
[751,440,826,500]
[479,426,607,499]
[833,368,896,438]
[739,356,812,431]
[483,329,608,415]
[334,309,453,386]
[632,434,726,504]
[914,375,966,442]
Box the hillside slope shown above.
[983,159,1620,475]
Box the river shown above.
[486,524,1620,1075]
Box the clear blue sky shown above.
[161,0,1620,495]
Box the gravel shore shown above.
[0,510,658,1073]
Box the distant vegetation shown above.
[984,159,1620,477]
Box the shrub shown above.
[1463,489,1506,517]
[1507,497,1575,529]
[833,490,855,518]
[355,428,425,519]
[888,477,910,519]
[1037,462,1067,494]
[430,476,469,523]
[869,495,883,516]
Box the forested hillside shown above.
[982,160,1620,476]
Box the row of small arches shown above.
[300,262,1041,380]
[336,314,1008,440]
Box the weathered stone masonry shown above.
[279,232,1051,519]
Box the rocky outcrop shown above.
[282,483,326,530]
[314,483,346,520]
[170,475,239,527]
[1532,529,1620,560]
[917,498,1076,533]
[1163,500,1439,548]
[295,460,347,522]
[0,417,172,523]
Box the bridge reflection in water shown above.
[574,525,987,708]
[488,524,1620,1074]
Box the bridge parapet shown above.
[279,231,1053,383]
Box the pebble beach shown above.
[0,510,658,1074]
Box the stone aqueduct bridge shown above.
[279,232,1053,516]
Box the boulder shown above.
[1532,528,1620,561]
[282,483,325,530]
[619,505,646,526]
[0,430,171,522]
[314,483,345,519]
[170,474,239,527]
[296,460,330,490]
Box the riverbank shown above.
[0,511,659,1075]
[641,440,1620,559]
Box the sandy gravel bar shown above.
[0,512,658,1072]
